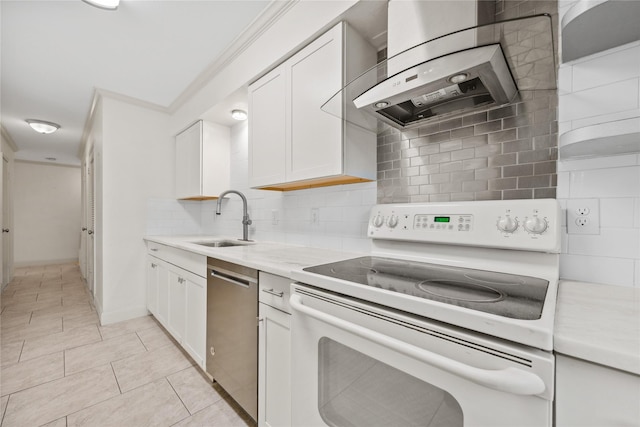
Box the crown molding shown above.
[168,0,298,113]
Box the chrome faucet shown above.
[216,190,252,241]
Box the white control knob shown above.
[497,216,519,233]
[524,216,548,234]
[386,215,399,228]
[371,214,384,228]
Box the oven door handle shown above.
[290,294,546,397]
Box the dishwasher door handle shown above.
[210,270,250,288]
[290,294,547,397]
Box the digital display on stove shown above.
[434,216,450,223]
[303,256,549,320]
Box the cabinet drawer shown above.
[259,272,291,314]
[147,242,206,278]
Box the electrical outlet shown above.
[567,199,600,235]
[271,209,279,226]
[311,208,319,225]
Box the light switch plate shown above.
[567,199,600,235]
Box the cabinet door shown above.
[184,276,206,369]
[146,256,159,316]
[287,24,343,182]
[167,270,186,343]
[258,303,291,427]
[176,121,203,199]
[156,261,170,328]
[249,65,287,187]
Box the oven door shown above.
[290,283,553,427]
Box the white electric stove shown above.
[289,200,561,427]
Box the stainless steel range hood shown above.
[354,44,517,129]
[321,8,556,131]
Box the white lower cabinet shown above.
[556,354,640,426]
[146,242,207,371]
[168,270,187,344]
[258,272,291,427]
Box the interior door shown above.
[2,156,10,286]
[87,157,95,296]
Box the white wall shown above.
[13,161,81,266]
[557,1,640,287]
[97,95,173,324]
[147,121,377,253]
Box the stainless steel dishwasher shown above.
[206,258,258,421]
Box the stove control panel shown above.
[368,199,561,253]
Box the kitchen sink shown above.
[192,239,254,248]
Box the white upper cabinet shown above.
[248,22,377,191]
[175,120,230,200]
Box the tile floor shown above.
[0,263,255,427]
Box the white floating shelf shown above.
[559,117,640,160]
[562,0,640,63]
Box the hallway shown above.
[0,263,253,426]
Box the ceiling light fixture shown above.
[231,109,248,121]
[26,119,60,134]
[81,0,119,10]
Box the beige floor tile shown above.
[172,398,254,427]
[0,352,64,396]
[65,332,146,376]
[2,363,120,426]
[0,339,23,367]
[167,367,222,415]
[136,322,175,351]
[1,394,8,424]
[112,342,194,392]
[67,377,190,427]
[41,417,67,427]
[63,311,100,332]
[0,316,63,345]
[0,311,32,329]
[1,293,37,308]
[1,298,62,315]
[98,315,158,340]
[62,295,91,307]
[20,324,102,362]
[30,302,94,322]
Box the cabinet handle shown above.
[151,263,157,268]
[178,277,185,284]
[150,248,158,252]
[262,288,284,298]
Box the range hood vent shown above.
[322,14,557,131]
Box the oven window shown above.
[317,338,463,427]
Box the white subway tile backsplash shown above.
[600,198,636,228]
[568,228,640,258]
[569,166,640,198]
[570,108,640,131]
[558,153,639,172]
[560,254,636,287]
[571,45,640,92]
[559,79,639,122]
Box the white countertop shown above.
[554,280,640,375]
[144,235,363,278]
[145,236,640,373]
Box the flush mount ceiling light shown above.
[26,119,60,134]
[374,101,390,108]
[231,109,248,121]
[81,0,119,10]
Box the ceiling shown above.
[1,0,273,166]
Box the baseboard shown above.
[14,258,79,268]
[99,305,150,326]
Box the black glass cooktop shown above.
[303,256,549,320]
